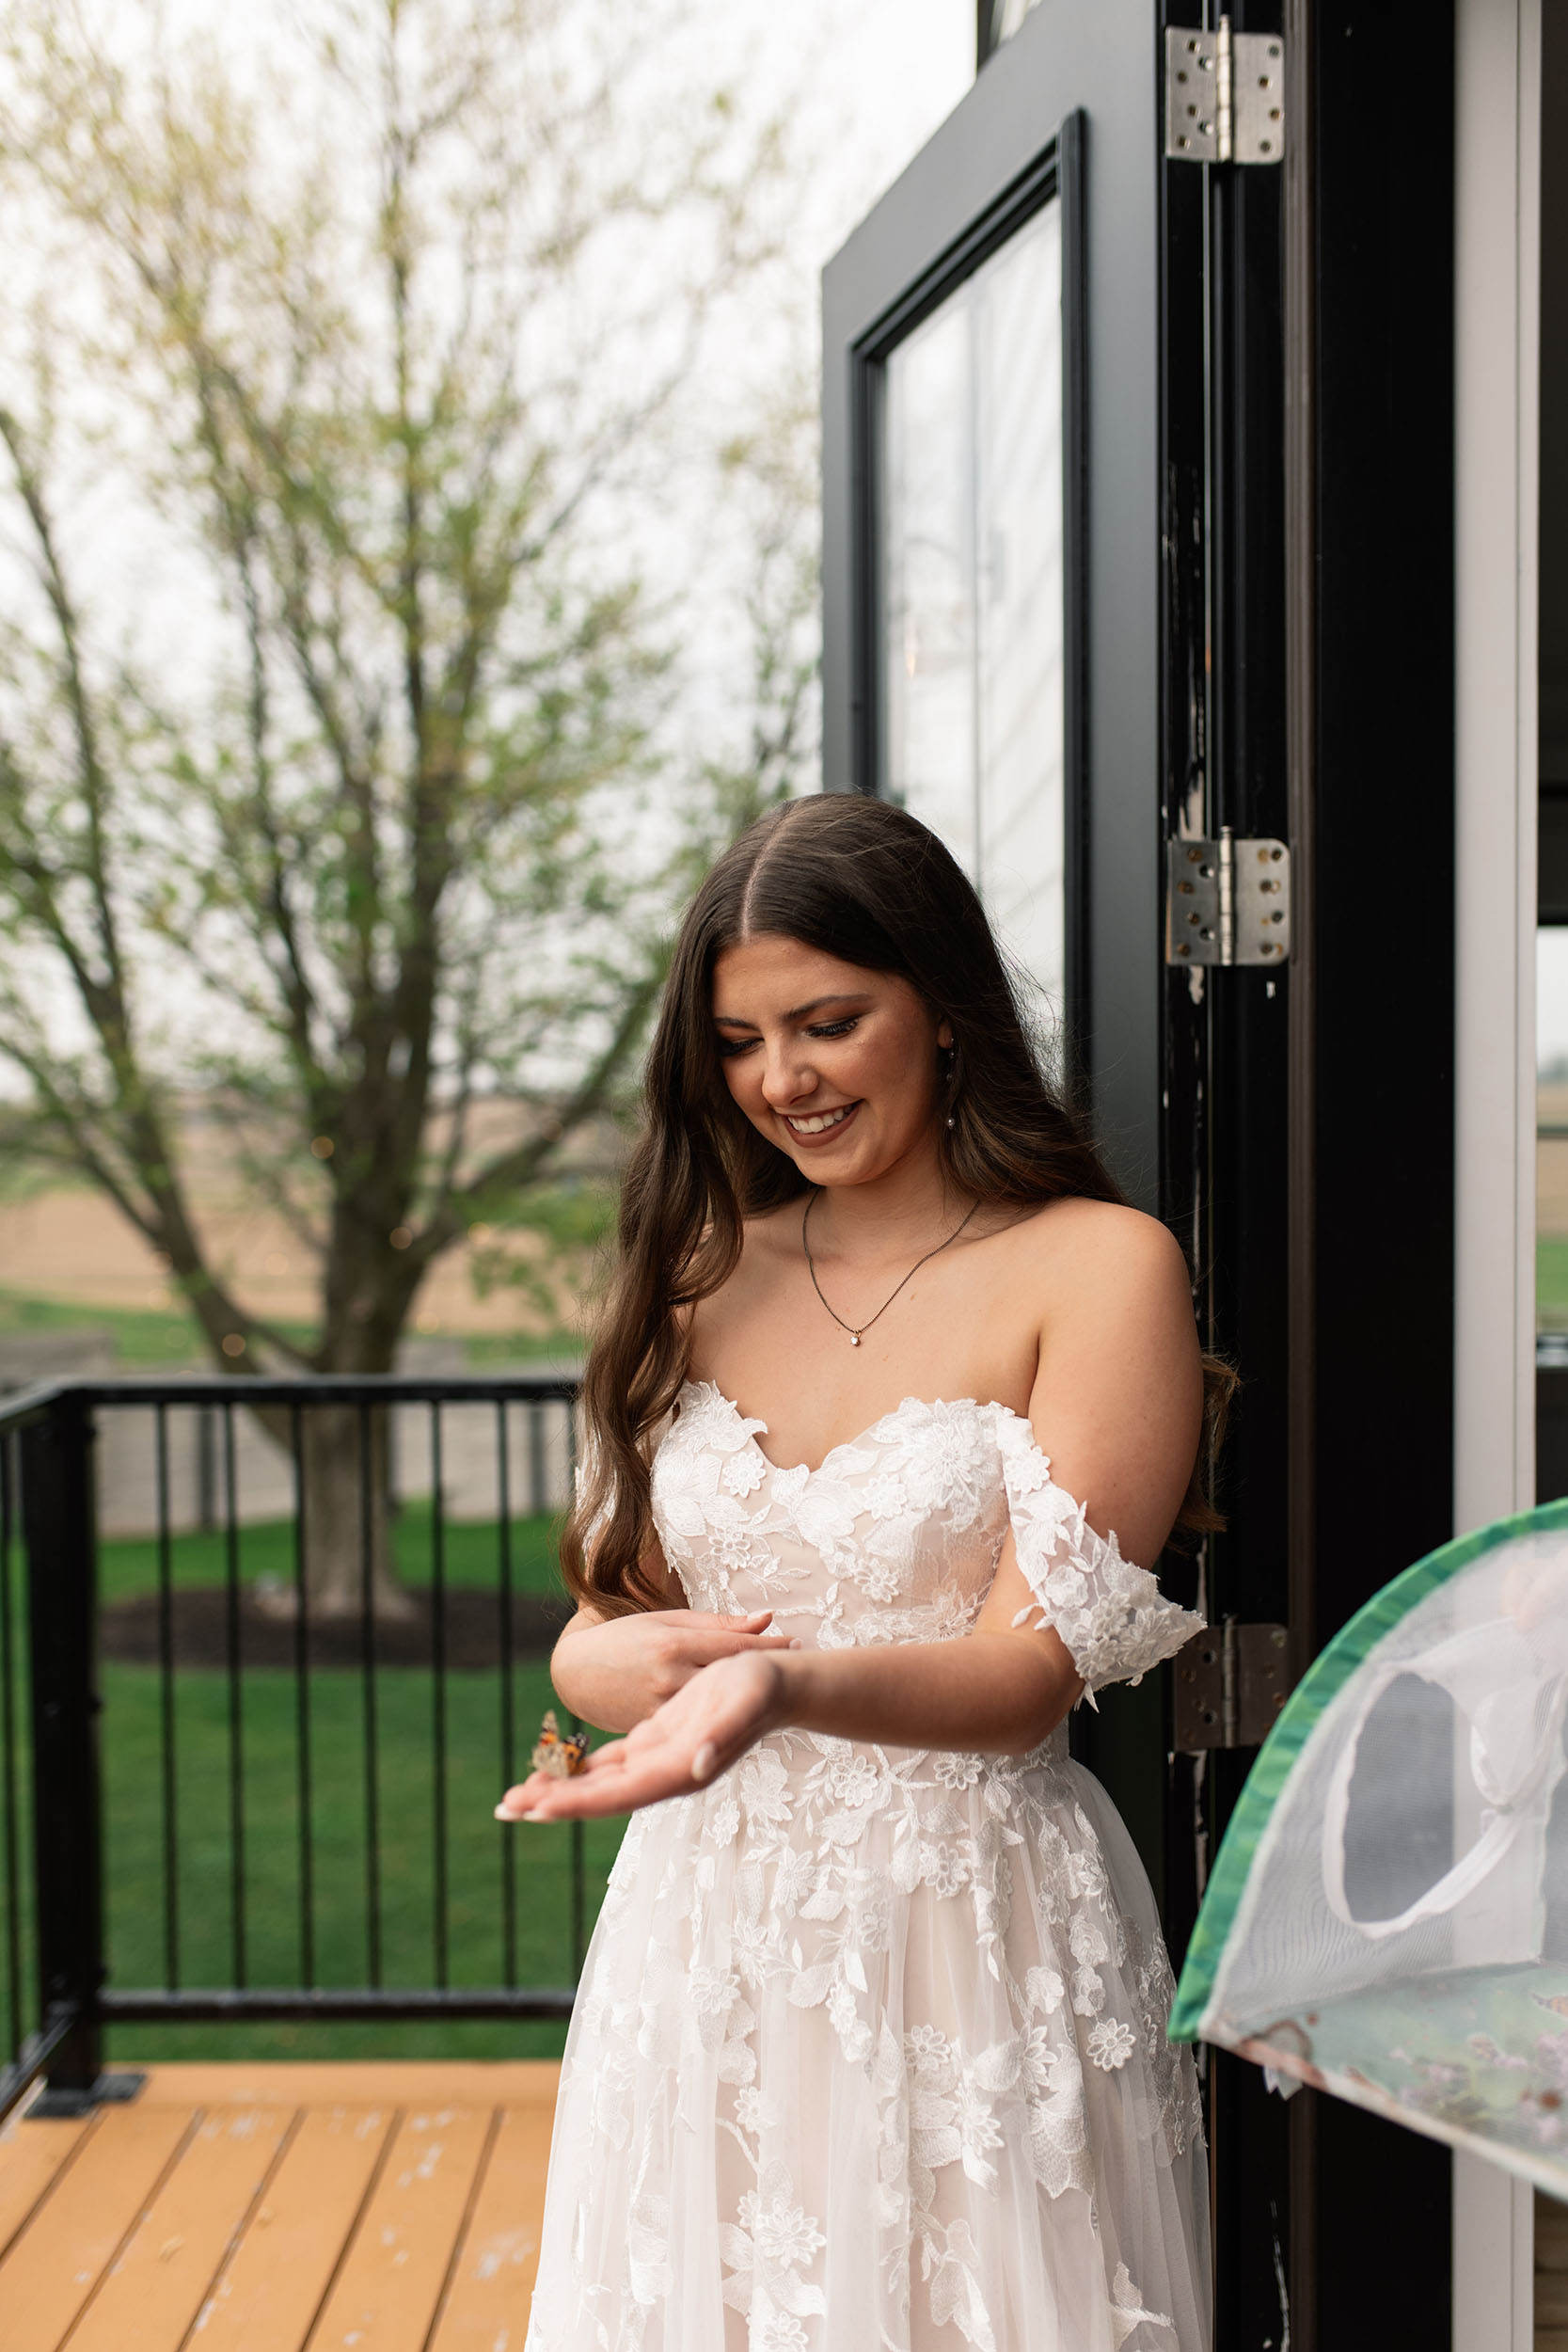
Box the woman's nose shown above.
[759,1043,816,1107]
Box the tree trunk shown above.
[251,1399,415,1621]
[302,1403,414,1619]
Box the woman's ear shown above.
[936,1016,955,1050]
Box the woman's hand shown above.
[497,1651,784,1821]
[546,1606,797,1737]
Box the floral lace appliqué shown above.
[994,1408,1204,1696]
[526,1390,1210,2352]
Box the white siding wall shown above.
[1452,0,1541,2343]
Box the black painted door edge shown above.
[1159,5,1459,2347]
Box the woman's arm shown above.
[499,1211,1202,1820]
[549,1597,798,1735]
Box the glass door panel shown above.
[882,198,1066,1008]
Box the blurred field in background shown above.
[0,1102,614,1367]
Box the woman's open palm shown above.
[496,1652,783,1823]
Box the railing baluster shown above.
[565,1396,584,1979]
[496,1402,517,1989]
[0,1432,23,2067]
[291,1405,315,1989]
[222,1403,246,1991]
[155,1407,179,1990]
[529,1401,546,1518]
[197,1405,218,1534]
[358,1403,382,1989]
[430,1403,449,1992]
[22,1392,103,2101]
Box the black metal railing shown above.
[0,1373,590,2120]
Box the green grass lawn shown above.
[4,1503,624,2068]
[98,1500,566,1604]
[99,1658,623,2064]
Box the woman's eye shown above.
[808,1019,858,1039]
[715,1036,757,1058]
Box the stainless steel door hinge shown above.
[1165,831,1291,967]
[1173,1621,1291,1752]
[1165,21,1285,164]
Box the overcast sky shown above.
[110,0,977,275]
[780,0,974,262]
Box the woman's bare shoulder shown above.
[1000,1195,1190,1293]
[989,1201,1196,1381]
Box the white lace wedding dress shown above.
[524,1385,1212,2352]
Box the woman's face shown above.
[710,933,952,1188]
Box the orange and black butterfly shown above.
[531,1709,590,1779]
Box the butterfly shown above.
[531,1709,590,1779]
[1533,1992,1568,2021]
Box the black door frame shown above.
[1281,4,1458,2345]
[1159,1,1459,2342]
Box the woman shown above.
[501,794,1216,2351]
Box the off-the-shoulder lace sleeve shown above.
[995,1409,1204,1697]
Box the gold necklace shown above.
[801,1192,979,1347]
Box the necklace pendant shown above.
[849,1331,861,1346]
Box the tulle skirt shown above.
[524,1727,1211,2352]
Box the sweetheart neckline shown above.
[676,1378,1034,1482]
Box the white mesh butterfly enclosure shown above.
[1169,1498,1568,2198]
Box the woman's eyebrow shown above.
[713,993,868,1028]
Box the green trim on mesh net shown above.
[1166,1494,1568,2044]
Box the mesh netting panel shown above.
[1172,1506,1568,2197]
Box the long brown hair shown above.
[563,794,1230,1615]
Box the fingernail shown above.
[692,1742,717,1781]
[789,1638,802,1651]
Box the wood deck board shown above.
[0,2103,196,2352]
[0,2065,558,2352]
[120,2062,561,2108]
[190,2106,396,2352]
[429,2105,553,2348]
[0,2112,96,2263]
[305,2105,495,2352]
[66,2106,293,2352]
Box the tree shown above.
[0,0,817,1608]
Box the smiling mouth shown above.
[785,1103,859,1136]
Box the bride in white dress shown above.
[500,795,1221,2351]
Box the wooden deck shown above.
[0,2060,559,2352]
